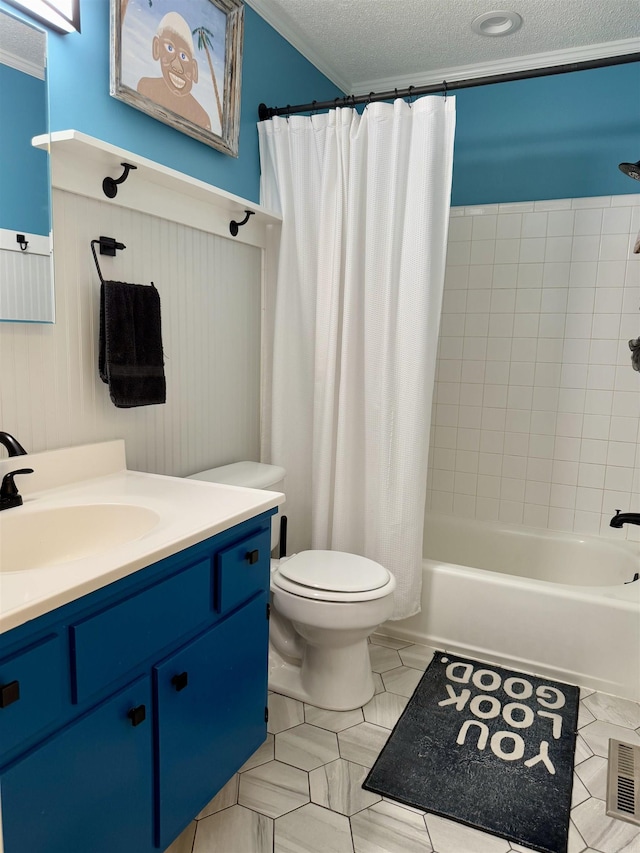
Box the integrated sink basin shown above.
[0,504,160,572]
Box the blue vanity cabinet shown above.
[0,512,273,853]
[154,595,269,849]
[1,675,153,853]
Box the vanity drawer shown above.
[0,634,65,760]
[70,559,213,704]
[216,529,270,613]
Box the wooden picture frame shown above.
[110,0,244,157]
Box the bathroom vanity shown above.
[0,442,282,853]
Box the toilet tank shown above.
[188,462,285,552]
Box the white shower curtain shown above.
[259,96,455,620]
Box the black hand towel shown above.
[99,280,166,408]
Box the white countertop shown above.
[0,441,283,635]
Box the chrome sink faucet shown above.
[0,432,27,457]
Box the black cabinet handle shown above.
[0,680,20,709]
[127,704,146,727]
[246,549,259,565]
[171,671,189,692]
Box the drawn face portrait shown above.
[153,26,198,97]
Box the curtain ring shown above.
[285,105,291,122]
[394,88,399,101]
[367,92,374,106]
[311,100,318,115]
[407,85,414,107]
[442,80,448,100]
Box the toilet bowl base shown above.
[268,638,375,711]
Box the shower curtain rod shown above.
[257,51,640,120]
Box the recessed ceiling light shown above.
[471,10,523,37]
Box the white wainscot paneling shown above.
[0,190,264,478]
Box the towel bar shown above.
[90,236,125,284]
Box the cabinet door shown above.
[1,676,153,853]
[154,595,269,849]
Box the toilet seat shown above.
[272,550,393,602]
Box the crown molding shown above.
[0,45,45,79]
[354,37,640,93]
[245,0,639,97]
[245,0,349,93]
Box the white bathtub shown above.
[382,514,640,700]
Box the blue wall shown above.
[0,0,341,204]
[0,62,49,233]
[452,62,640,206]
[1,0,638,206]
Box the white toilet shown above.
[188,462,396,711]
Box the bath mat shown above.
[363,653,579,853]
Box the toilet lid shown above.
[277,550,390,593]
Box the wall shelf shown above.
[34,130,281,249]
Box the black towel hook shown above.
[16,233,28,251]
[229,210,255,237]
[102,163,137,199]
[91,236,126,284]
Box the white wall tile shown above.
[599,234,629,261]
[472,215,497,241]
[504,433,529,456]
[584,389,614,415]
[496,214,522,239]
[602,207,632,234]
[586,365,616,391]
[520,239,546,263]
[572,236,600,263]
[484,361,510,384]
[574,209,604,235]
[547,211,575,236]
[468,265,493,288]
[580,439,609,465]
[536,338,564,363]
[475,496,500,521]
[499,500,524,523]
[494,240,520,264]
[543,262,570,287]
[558,387,587,414]
[569,261,598,288]
[525,480,551,505]
[522,212,548,238]
[545,237,573,263]
[523,503,549,528]
[538,313,566,338]
[575,486,604,513]
[457,335,488,361]
[470,240,495,265]
[448,217,473,241]
[427,194,640,543]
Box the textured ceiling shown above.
[247,0,640,93]
[0,9,46,79]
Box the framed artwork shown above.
[110,0,244,157]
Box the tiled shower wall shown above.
[426,194,640,540]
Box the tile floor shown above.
[166,636,640,853]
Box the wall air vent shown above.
[607,739,640,826]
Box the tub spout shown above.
[610,509,640,528]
